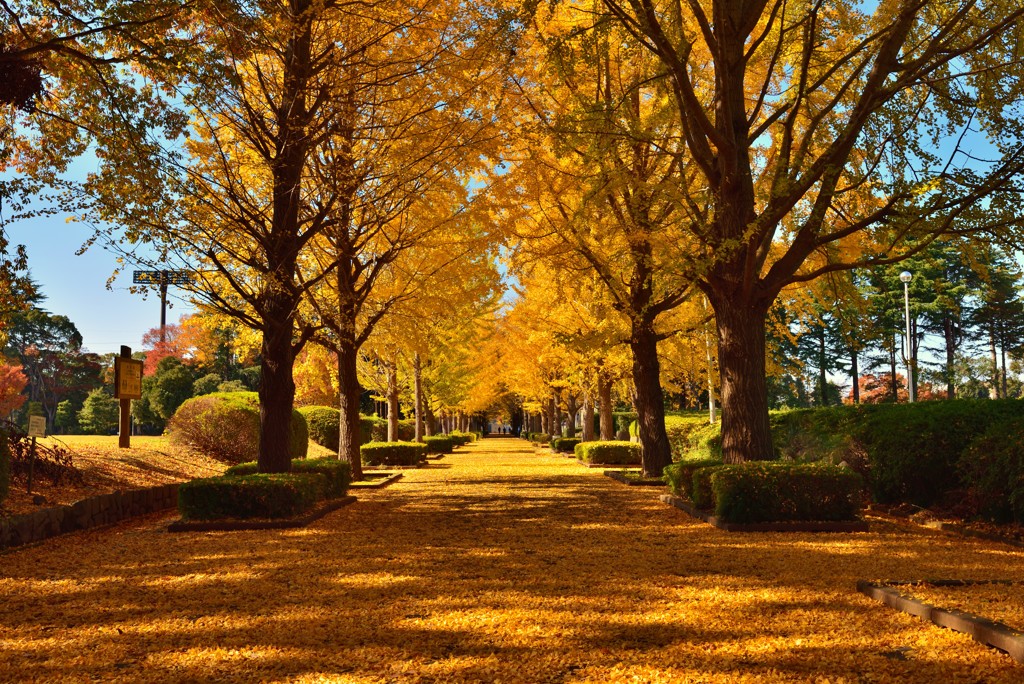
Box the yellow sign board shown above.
[114,358,144,399]
[28,415,46,438]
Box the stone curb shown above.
[167,495,357,532]
[603,471,666,487]
[1,483,180,551]
[349,472,403,489]
[857,580,1024,664]
[660,494,870,532]
[579,460,641,469]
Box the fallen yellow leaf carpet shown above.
[1,437,1022,682]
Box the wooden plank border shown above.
[857,580,1024,664]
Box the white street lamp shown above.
[899,271,914,402]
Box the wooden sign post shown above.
[26,415,45,494]
[114,345,143,449]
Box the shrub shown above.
[423,435,454,454]
[168,392,308,464]
[771,399,1024,506]
[664,415,714,459]
[178,473,326,520]
[531,433,551,445]
[77,389,119,435]
[691,465,720,509]
[450,430,476,445]
[574,440,642,464]
[226,458,352,498]
[360,441,426,466]
[300,406,340,450]
[663,458,724,499]
[551,437,581,453]
[959,417,1024,523]
[706,463,864,524]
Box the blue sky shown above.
[5,211,195,356]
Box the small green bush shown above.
[178,472,326,520]
[168,392,308,464]
[423,435,454,454]
[663,458,724,499]
[449,431,474,446]
[551,437,581,453]
[360,441,427,466]
[531,433,551,445]
[575,440,642,464]
[959,418,1024,523]
[299,406,340,450]
[691,466,720,509]
[225,458,352,498]
[698,462,864,524]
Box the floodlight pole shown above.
[900,271,914,403]
[160,270,168,343]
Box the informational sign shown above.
[27,415,46,438]
[114,357,144,399]
[132,270,191,286]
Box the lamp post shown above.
[899,271,914,402]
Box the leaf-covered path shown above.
[2,437,1023,682]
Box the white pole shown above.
[901,274,915,403]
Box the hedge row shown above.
[360,441,426,466]
[423,435,454,454]
[575,441,641,464]
[667,461,863,524]
[551,437,581,454]
[664,458,723,500]
[450,431,477,446]
[178,457,352,521]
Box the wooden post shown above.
[118,345,132,449]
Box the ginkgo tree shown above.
[591,0,1024,462]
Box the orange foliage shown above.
[0,362,28,418]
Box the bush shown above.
[423,435,454,454]
[770,399,1024,506]
[168,392,308,464]
[663,458,724,499]
[178,473,326,520]
[300,406,340,450]
[77,389,119,435]
[959,417,1024,523]
[531,433,551,445]
[360,441,426,466]
[551,437,581,453]
[450,431,476,445]
[704,462,864,524]
[574,440,642,464]
[226,458,352,498]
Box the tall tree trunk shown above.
[850,349,860,404]
[582,394,595,442]
[413,353,423,442]
[943,317,957,399]
[889,341,898,401]
[564,394,579,437]
[425,403,435,436]
[553,389,562,437]
[990,325,1000,399]
[387,360,399,442]
[630,319,672,477]
[818,327,828,406]
[1001,336,1008,399]
[257,293,296,473]
[710,298,773,464]
[598,372,614,440]
[544,395,554,436]
[337,336,363,480]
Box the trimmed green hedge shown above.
[225,458,351,498]
[959,417,1024,523]
[575,440,642,464]
[682,462,864,523]
[770,399,1024,507]
[531,433,551,445]
[168,392,308,464]
[663,458,724,499]
[450,431,477,445]
[360,441,426,466]
[178,473,325,520]
[423,435,454,454]
[551,437,581,453]
[299,406,339,450]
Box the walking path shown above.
[1,437,1022,682]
